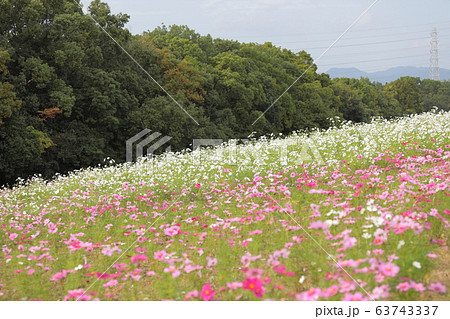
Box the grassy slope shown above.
[0,111,449,301]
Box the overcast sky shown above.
[80,0,450,73]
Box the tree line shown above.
[1,0,449,186]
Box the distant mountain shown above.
[326,66,450,83]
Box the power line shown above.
[318,54,428,67]
[226,20,450,39]
[292,36,428,51]
[274,26,450,45]
[311,44,450,59]
[293,34,450,51]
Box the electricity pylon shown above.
[430,27,440,81]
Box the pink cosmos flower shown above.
[164,265,181,278]
[411,282,426,292]
[371,285,390,299]
[50,270,73,282]
[396,282,410,292]
[206,256,218,268]
[387,254,399,262]
[227,282,243,290]
[437,183,447,190]
[273,248,290,259]
[103,279,118,287]
[426,253,437,259]
[373,249,384,255]
[339,259,360,268]
[262,276,272,284]
[310,203,320,213]
[379,262,400,277]
[131,272,142,281]
[130,254,147,264]
[308,221,329,230]
[164,226,181,237]
[273,265,286,274]
[113,263,129,271]
[245,268,263,278]
[184,264,199,273]
[27,269,35,275]
[9,233,18,240]
[154,250,167,260]
[240,252,260,266]
[338,279,357,293]
[69,241,83,252]
[321,285,339,298]
[101,246,114,257]
[342,292,367,301]
[428,282,446,293]
[355,182,365,190]
[341,236,357,251]
[295,288,321,301]
[63,289,92,301]
[373,238,384,245]
[255,215,265,221]
[184,290,199,300]
[200,283,215,301]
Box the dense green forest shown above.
[0,0,449,187]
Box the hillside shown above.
[327,66,450,83]
[0,111,449,301]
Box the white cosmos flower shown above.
[326,210,340,216]
[298,276,306,284]
[371,216,384,227]
[397,240,405,249]
[412,261,421,269]
[325,220,339,226]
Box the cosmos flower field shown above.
[0,111,449,301]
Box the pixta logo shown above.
[126,130,325,165]
[126,129,172,162]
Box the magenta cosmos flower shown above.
[242,277,265,298]
[201,283,215,301]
